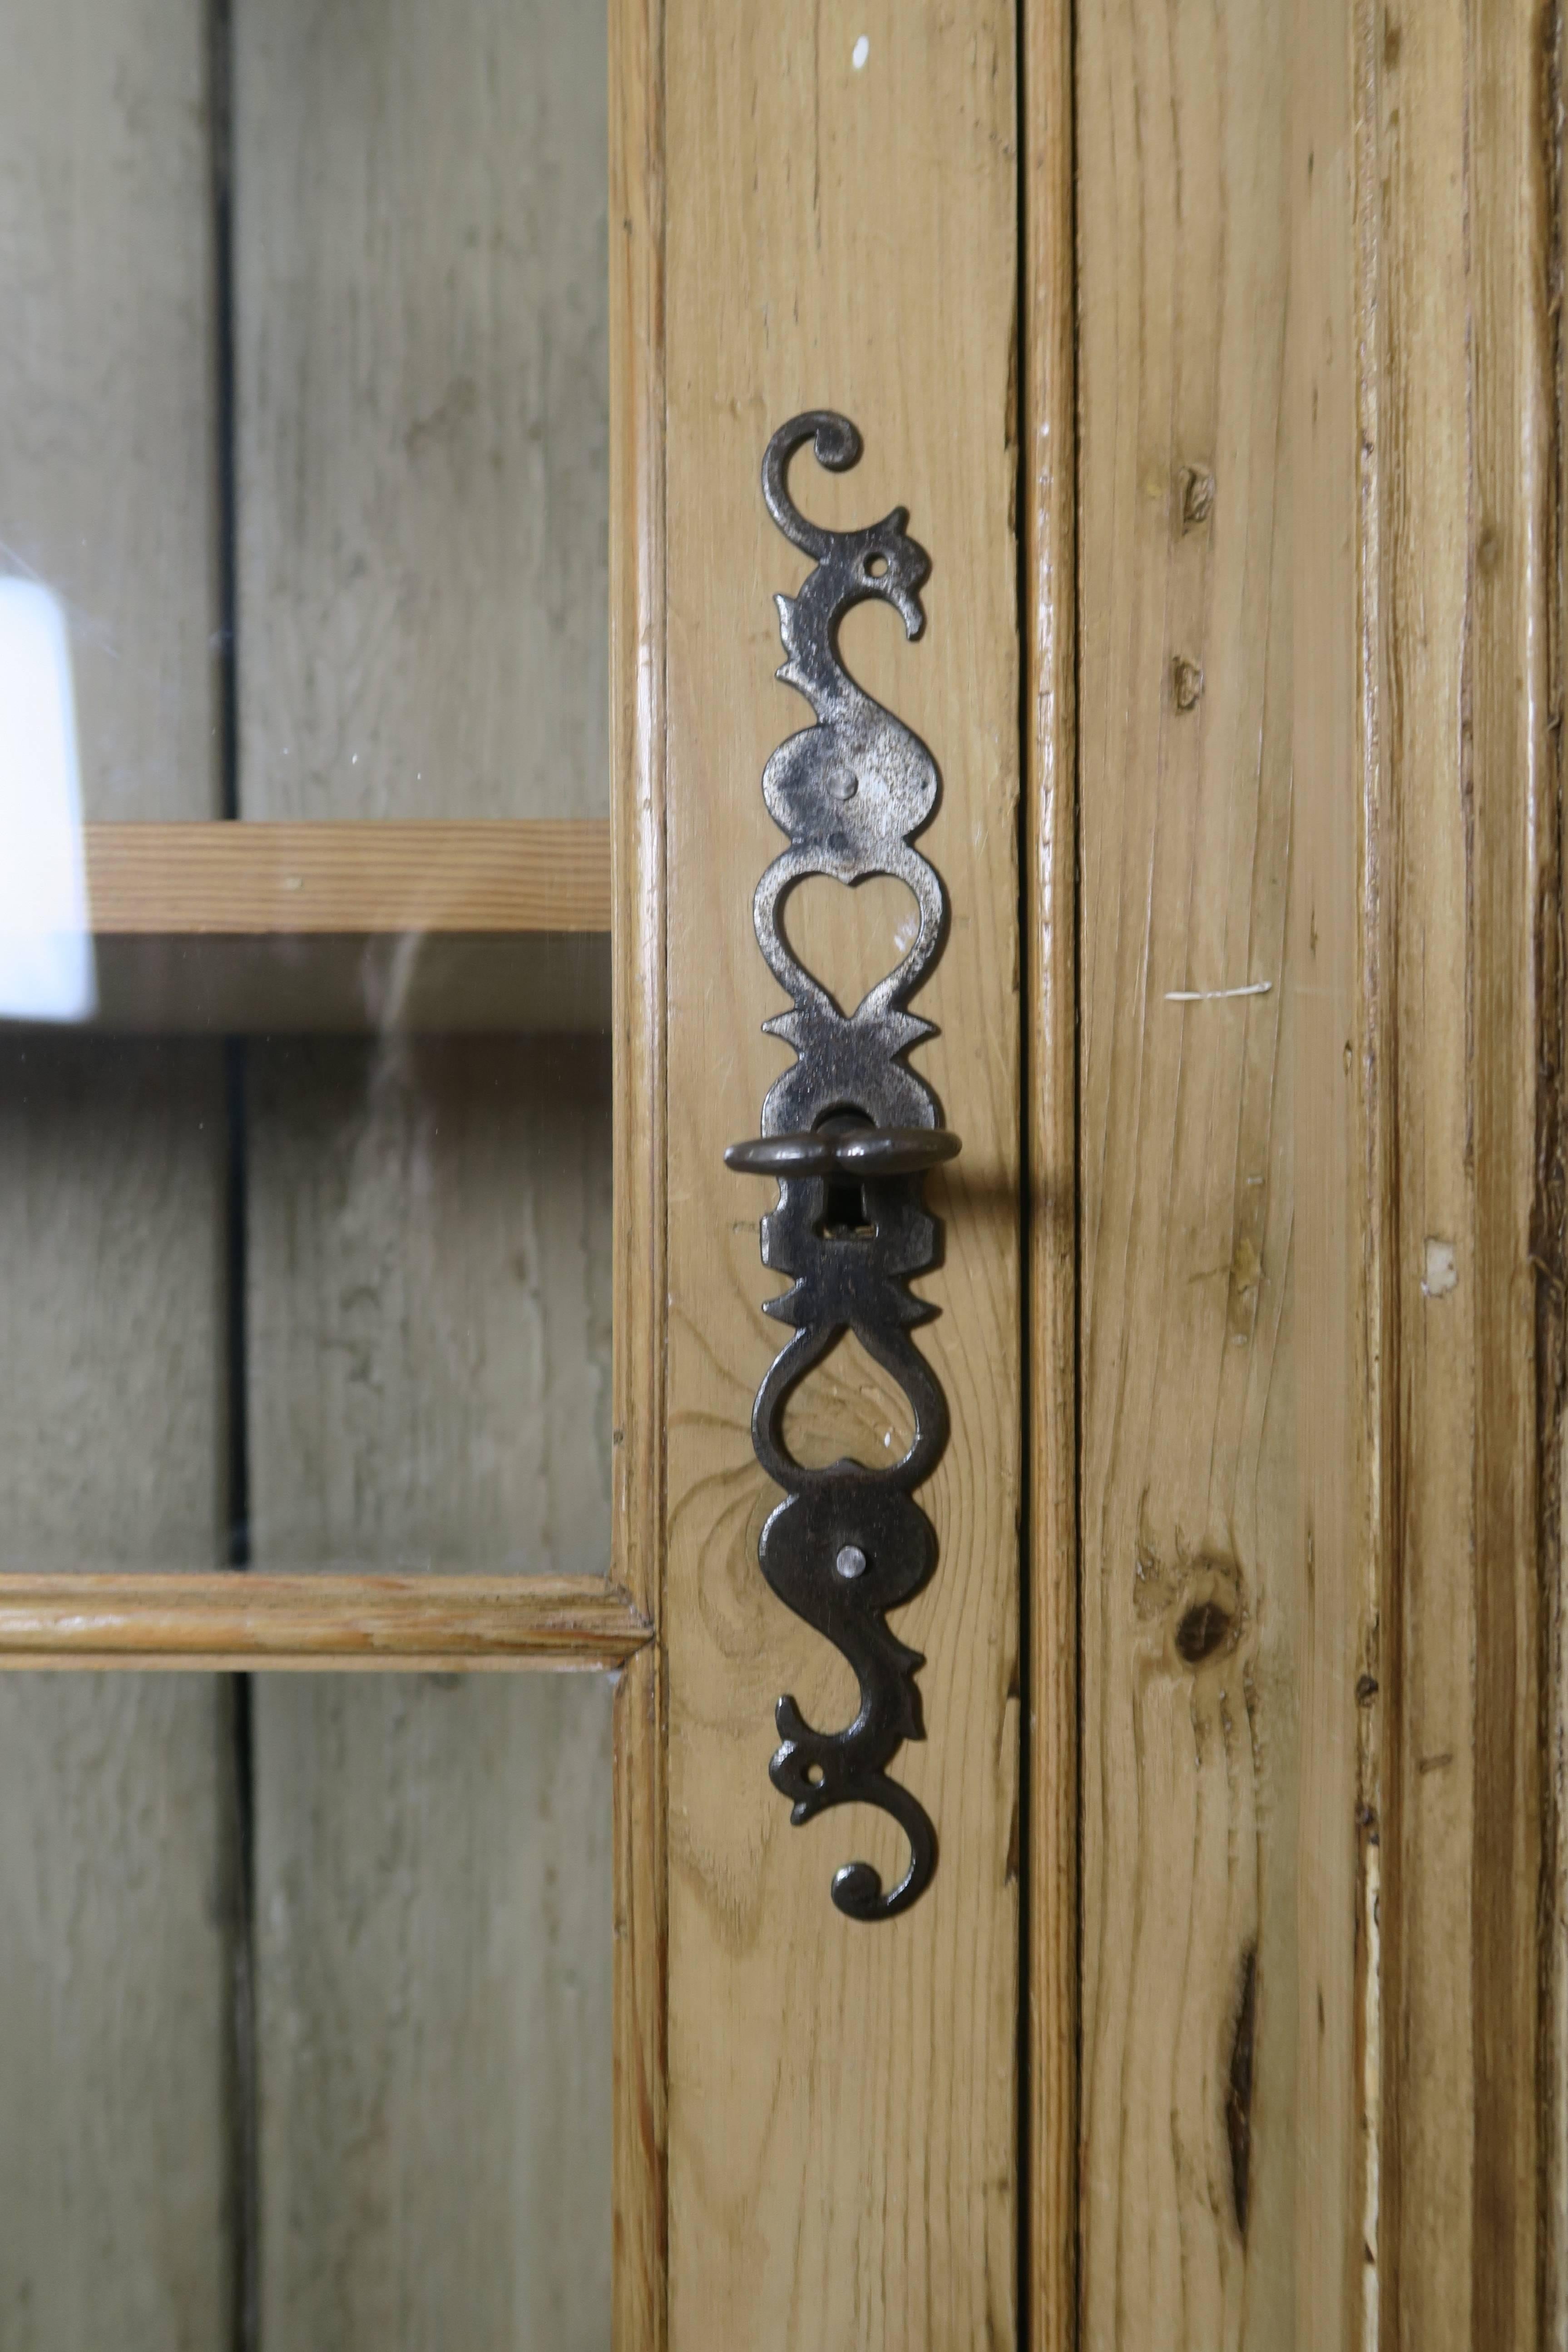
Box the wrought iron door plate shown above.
[725,411,957,1921]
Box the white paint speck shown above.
[852,33,870,69]
[1422,1238,1458,1299]
[1166,980,1272,1003]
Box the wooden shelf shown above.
[11,821,613,1034]
[84,819,611,935]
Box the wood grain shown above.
[1291,0,1380,2340]
[1076,0,1296,2338]
[662,7,1020,2345]
[608,0,670,2339]
[82,820,610,934]
[1371,0,1558,2339]
[1022,0,1079,2341]
[0,1572,649,1670]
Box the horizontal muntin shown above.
[0,1570,651,1671]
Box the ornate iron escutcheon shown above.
[725,411,959,1922]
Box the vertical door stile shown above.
[1075,0,1297,2340]
[660,6,1023,2347]
[1368,0,1562,2338]
[608,0,670,2342]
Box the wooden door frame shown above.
[612,0,1027,2342]
[607,0,668,2337]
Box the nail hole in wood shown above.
[1180,465,1215,529]
[1173,655,1204,711]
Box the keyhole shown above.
[817,1174,875,1240]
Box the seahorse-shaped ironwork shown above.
[726,412,956,1921]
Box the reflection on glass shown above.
[0,580,94,1023]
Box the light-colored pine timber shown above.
[608,0,670,2337]
[1370,2,1557,2338]
[1076,0,1296,2338]
[83,820,611,934]
[0,5,232,2337]
[1291,0,1379,2339]
[1022,0,1078,2339]
[0,1571,648,1670]
[234,1,616,2339]
[661,7,1021,2345]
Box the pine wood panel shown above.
[233,3,616,2338]
[662,7,1020,2345]
[1076,0,1296,2338]
[254,1672,614,2350]
[83,821,611,934]
[1371,1,1558,2338]
[0,6,232,2334]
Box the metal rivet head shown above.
[835,1544,867,1580]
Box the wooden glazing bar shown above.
[0,1572,651,1670]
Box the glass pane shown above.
[0,0,611,1577]
[0,1,616,2336]
[0,1670,612,2350]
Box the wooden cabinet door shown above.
[0,0,1024,2341]
[3,0,1563,2346]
